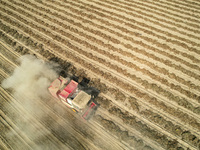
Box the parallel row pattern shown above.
[0,0,200,149]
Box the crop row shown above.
[96,95,200,149]
[0,37,179,150]
[1,4,199,120]
[6,0,200,103]
[21,0,200,89]
[4,13,200,134]
[92,0,200,34]
[0,46,119,149]
[2,0,200,129]
[69,0,200,50]
[0,30,198,150]
[73,0,199,43]
[0,24,199,150]
[96,115,154,150]
[105,104,183,149]
[18,0,200,91]
[44,0,199,69]
[106,107,183,149]
[26,0,200,74]
[70,0,200,43]
[164,0,200,10]
[0,22,154,150]
[140,109,200,148]
[145,0,200,15]
[78,0,199,59]
[0,8,199,132]
[40,0,200,75]
[7,1,199,103]
[149,0,200,16]
[0,19,138,115]
[113,0,200,27]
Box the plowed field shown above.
[0,0,200,150]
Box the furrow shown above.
[0,112,34,150]
[144,0,200,15]
[14,0,200,89]
[159,0,200,11]
[39,0,200,75]
[117,0,200,25]
[0,45,128,150]
[4,0,200,110]
[41,0,200,78]
[1,1,200,148]
[82,0,200,51]
[74,0,200,37]
[1,2,200,114]
[1,36,200,150]
[0,48,185,150]
[0,4,199,134]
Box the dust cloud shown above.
[2,54,58,99]
[1,55,66,149]
[1,55,96,150]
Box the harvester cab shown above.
[48,76,99,120]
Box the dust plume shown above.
[1,55,66,149]
[1,55,96,150]
[2,54,58,99]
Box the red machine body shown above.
[48,76,98,120]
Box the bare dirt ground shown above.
[0,0,200,150]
